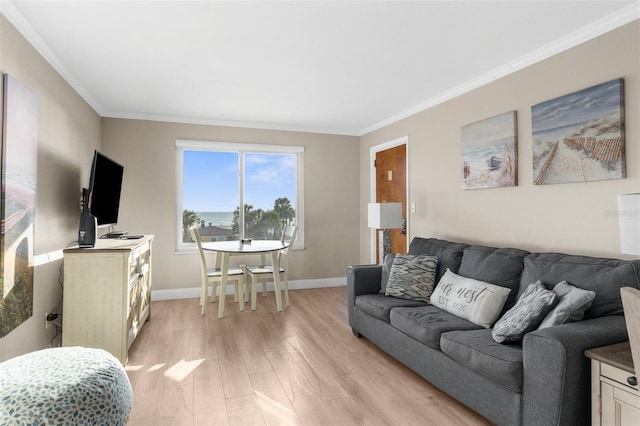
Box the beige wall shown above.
[0,11,359,360]
[360,21,640,262]
[101,118,360,292]
[2,9,637,361]
[0,16,101,361]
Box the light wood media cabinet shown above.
[62,235,153,365]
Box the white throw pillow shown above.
[430,269,511,328]
[537,281,596,329]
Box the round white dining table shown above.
[201,240,288,318]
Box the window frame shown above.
[176,139,304,252]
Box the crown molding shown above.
[1,0,359,135]
[2,0,638,138]
[0,0,105,116]
[102,110,360,136]
[358,2,640,136]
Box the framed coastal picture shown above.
[0,74,38,337]
[532,78,625,185]
[461,111,517,190]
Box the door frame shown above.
[369,136,410,263]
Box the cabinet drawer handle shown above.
[628,376,638,386]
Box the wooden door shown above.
[375,144,407,262]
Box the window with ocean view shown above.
[176,140,304,250]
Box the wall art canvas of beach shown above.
[532,79,625,185]
[461,111,517,190]
[0,74,38,337]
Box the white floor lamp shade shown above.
[368,203,402,263]
[618,193,640,255]
[368,203,403,230]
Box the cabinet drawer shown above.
[129,242,151,283]
[602,381,640,426]
[602,363,639,392]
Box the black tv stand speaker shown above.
[78,211,97,248]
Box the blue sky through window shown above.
[183,150,296,213]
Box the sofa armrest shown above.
[522,315,628,426]
[346,264,382,329]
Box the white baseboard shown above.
[151,276,346,301]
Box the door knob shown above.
[401,218,407,235]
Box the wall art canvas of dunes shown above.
[461,111,517,190]
[0,74,38,337]
[532,79,625,185]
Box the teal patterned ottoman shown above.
[0,347,132,425]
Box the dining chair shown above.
[621,286,640,379]
[189,227,244,316]
[245,225,298,310]
[245,225,294,298]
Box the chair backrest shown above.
[281,225,296,243]
[280,225,298,267]
[189,227,209,276]
[621,286,640,378]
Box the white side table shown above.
[585,342,640,426]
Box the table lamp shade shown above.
[618,193,640,255]
[368,203,402,229]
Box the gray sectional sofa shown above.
[347,237,640,426]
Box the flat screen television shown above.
[87,150,124,227]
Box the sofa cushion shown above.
[390,305,482,349]
[458,246,530,313]
[408,237,469,282]
[538,281,596,329]
[521,253,640,318]
[441,329,524,393]
[355,294,427,323]
[430,269,511,328]
[385,254,438,303]
[492,281,557,343]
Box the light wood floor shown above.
[125,287,492,425]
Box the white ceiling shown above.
[1,1,638,136]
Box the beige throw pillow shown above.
[430,269,511,328]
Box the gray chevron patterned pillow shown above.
[492,281,558,343]
[385,254,438,303]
